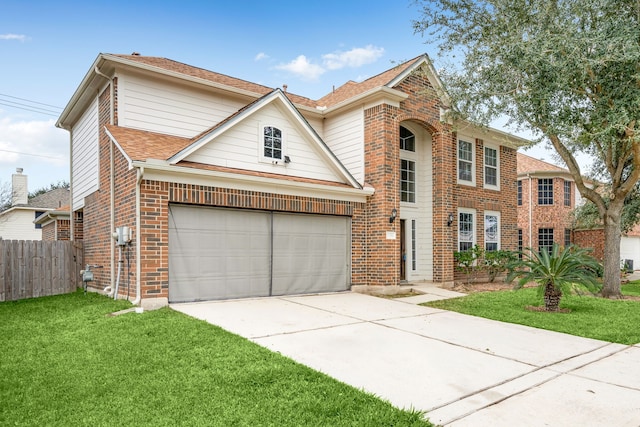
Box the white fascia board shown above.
[454,120,531,148]
[104,126,134,169]
[133,160,374,203]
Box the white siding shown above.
[621,236,640,272]
[71,97,99,210]
[185,103,345,183]
[304,115,324,139]
[324,107,364,183]
[400,124,433,282]
[0,209,43,240]
[118,72,246,137]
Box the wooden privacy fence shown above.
[0,240,84,302]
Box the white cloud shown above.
[0,117,69,188]
[254,52,269,61]
[322,45,385,70]
[275,55,325,81]
[0,34,28,42]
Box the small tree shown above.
[507,244,601,312]
[484,250,517,282]
[454,245,483,284]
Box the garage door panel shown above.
[169,206,271,302]
[271,213,349,296]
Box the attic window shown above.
[263,126,283,160]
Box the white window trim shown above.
[484,210,501,251]
[457,139,476,186]
[400,158,417,204]
[458,207,477,251]
[258,123,286,165]
[483,144,500,190]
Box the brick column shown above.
[363,104,400,286]
[431,129,457,284]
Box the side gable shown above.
[171,90,361,189]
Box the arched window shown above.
[399,126,415,152]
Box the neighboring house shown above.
[517,152,640,270]
[57,52,527,306]
[0,169,70,241]
[516,153,582,253]
[34,205,71,241]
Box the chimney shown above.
[11,168,28,206]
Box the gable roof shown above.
[105,125,190,161]
[517,152,567,175]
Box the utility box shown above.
[82,270,94,282]
[115,226,132,246]
[624,259,634,273]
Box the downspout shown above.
[67,128,74,242]
[131,166,144,306]
[94,65,116,296]
[528,174,532,248]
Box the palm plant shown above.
[507,244,602,312]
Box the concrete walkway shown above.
[172,288,640,426]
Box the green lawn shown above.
[425,282,640,345]
[1,291,431,427]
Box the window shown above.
[263,126,282,160]
[538,178,554,205]
[518,229,523,259]
[538,228,554,253]
[484,212,500,251]
[458,209,475,251]
[411,220,417,271]
[484,146,499,188]
[458,140,474,184]
[400,126,415,152]
[400,159,416,203]
[34,211,45,229]
[564,228,571,247]
[517,180,522,206]
[564,181,571,207]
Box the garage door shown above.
[168,205,350,302]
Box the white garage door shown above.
[168,205,350,302]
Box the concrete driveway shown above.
[171,292,640,426]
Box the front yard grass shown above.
[424,282,640,345]
[0,291,431,427]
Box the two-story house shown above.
[56,53,526,307]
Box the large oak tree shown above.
[413,0,640,297]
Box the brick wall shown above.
[42,219,71,241]
[42,222,55,241]
[518,176,574,250]
[573,228,604,261]
[137,181,365,300]
[363,69,518,286]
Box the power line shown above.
[0,101,60,117]
[0,93,63,118]
[0,93,63,110]
[0,148,65,160]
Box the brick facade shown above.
[72,55,521,302]
[517,175,574,250]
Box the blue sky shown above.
[0,0,556,194]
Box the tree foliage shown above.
[413,0,640,297]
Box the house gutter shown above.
[131,166,144,306]
[94,65,117,296]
